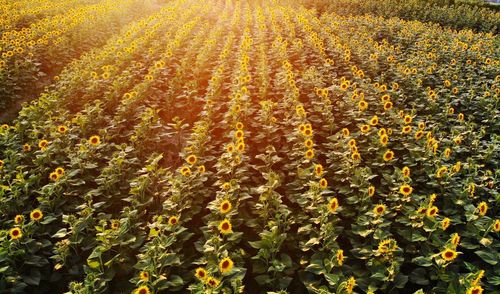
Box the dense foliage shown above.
[302,0,499,34]
[0,0,498,293]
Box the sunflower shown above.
[457,113,464,121]
[441,248,457,262]
[139,271,149,282]
[346,276,356,294]
[319,178,328,189]
[472,270,484,286]
[314,164,323,177]
[402,166,410,178]
[38,139,49,150]
[358,100,368,111]
[219,219,232,234]
[427,206,439,218]
[9,227,22,240]
[303,128,313,137]
[415,130,424,140]
[494,220,500,232]
[399,184,413,197]
[304,139,314,149]
[30,209,43,221]
[186,155,197,165]
[348,139,356,147]
[360,124,370,134]
[134,286,150,294]
[57,125,67,134]
[467,286,483,294]
[403,115,412,124]
[373,204,386,216]
[235,122,244,130]
[219,257,234,274]
[380,94,390,102]
[383,150,394,161]
[195,267,208,281]
[198,165,206,174]
[305,149,314,160]
[336,249,344,266]
[436,166,448,179]
[351,152,361,162]
[206,276,220,288]
[441,218,450,230]
[477,202,488,216]
[327,198,339,213]
[226,144,234,153]
[453,136,462,145]
[49,172,60,181]
[379,134,389,146]
[451,233,460,247]
[418,122,425,130]
[168,216,179,226]
[402,126,412,134]
[341,128,350,137]
[296,106,306,117]
[23,144,31,152]
[111,221,119,230]
[448,107,454,115]
[222,182,231,190]
[219,200,232,214]
[180,166,191,176]
[54,168,65,177]
[368,186,375,197]
[14,215,24,224]
[369,116,379,126]
[383,101,393,111]
[235,130,244,139]
[377,239,397,255]
[444,148,451,159]
[236,142,245,153]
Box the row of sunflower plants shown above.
[129,7,241,294]
[190,14,256,292]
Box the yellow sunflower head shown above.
[89,135,101,146]
[327,198,339,213]
[218,219,232,234]
[219,200,232,214]
[373,204,386,216]
[30,209,43,221]
[9,227,22,240]
[219,257,234,274]
[441,248,457,262]
[195,267,208,281]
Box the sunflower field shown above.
[0,0,499,293]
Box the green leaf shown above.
[474,250,497,265]
[412,256,432,267]
[22,269,41,286]
[52,228,68,238]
